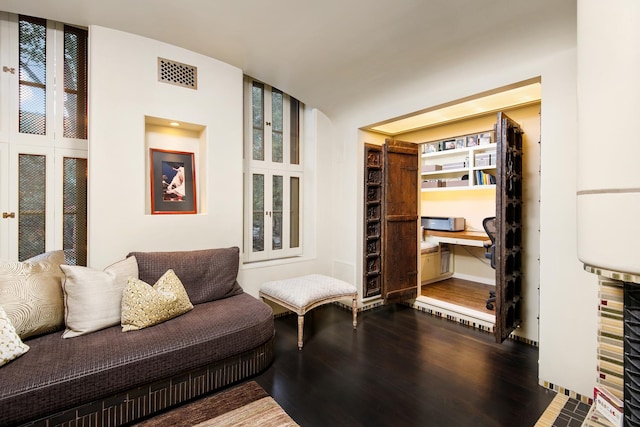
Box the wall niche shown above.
[144,116,207,215]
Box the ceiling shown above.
[0,0,576,118]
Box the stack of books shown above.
[582,386,623,427]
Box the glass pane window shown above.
[19,16,47,136]
[290,98,300,165]
[252,83,264,161]
[63,26,88,139]
[63,157,87,265]
[271,90,283,163]
[272,175,283,250]
[252,174,265,252]
[290,177,300,248]
[18,154,46,260]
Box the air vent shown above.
[158,57,197,89]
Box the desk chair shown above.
[483,217,497,310]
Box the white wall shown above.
[88,26,244,268]
[87,27,336,299]
[538,49,598,397]
[330,46,596,396]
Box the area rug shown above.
[132,381,299,427]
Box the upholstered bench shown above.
[259,274,358,350]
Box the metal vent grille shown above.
[158,57,197,89]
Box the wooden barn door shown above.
[382,140,419,302]
[495,112,525,343]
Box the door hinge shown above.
[2,66,15,74]
[2,212,15,219]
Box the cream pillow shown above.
[0,305,29,367]
[0,250,66,339]
[121,269,193,332]
[61,256,139,338]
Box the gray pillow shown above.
[127,247,243,305]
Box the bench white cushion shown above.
[260,274,356,309]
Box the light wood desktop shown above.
[424,229,490,248]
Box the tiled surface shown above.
[552,397,591,427]
[597,280,624,400]
[536,394,593,427]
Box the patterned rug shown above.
[132,381,298,427]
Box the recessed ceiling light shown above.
[169,121,180,127]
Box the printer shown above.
[421,216,465,232]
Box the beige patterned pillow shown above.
[0,250,66,339]
[121,269,193,332]
[61,256,139,338]
[0,305,29,367]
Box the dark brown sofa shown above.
[0,247,275,427]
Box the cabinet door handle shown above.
[2,212,15,219]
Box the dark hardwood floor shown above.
[255,303,554,427]
[421,277,496,315]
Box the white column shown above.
[577,0,640,274]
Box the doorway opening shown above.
[361,79,541,340]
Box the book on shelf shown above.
[475,170,496,185]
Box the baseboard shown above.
[451,272,495,286]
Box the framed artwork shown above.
[150,148,197,214]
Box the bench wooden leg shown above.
[297,314,304,350]
[352,297,358,329]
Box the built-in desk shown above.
[421,229,492,284]
[424,229,490,248]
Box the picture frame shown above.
[466,135,477,147]
[426,142,438,153]
[443,139,456,150]
[478,132,492,145]
[150,148,197,214]
[455,137,465,149]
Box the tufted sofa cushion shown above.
[128,247,244,305]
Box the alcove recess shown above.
[144,115,207,215]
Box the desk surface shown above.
[424,229,490,247]
[424,230,489,241]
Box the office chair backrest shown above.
[483,216,496,244]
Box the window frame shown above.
[243,77,304,263]
[0,14,88,263]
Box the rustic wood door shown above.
[382,140,419,302]
[494,112,525,343]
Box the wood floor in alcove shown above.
[421,276,496,315]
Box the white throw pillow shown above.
[61,256,138,338]
[0,305,29,367]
